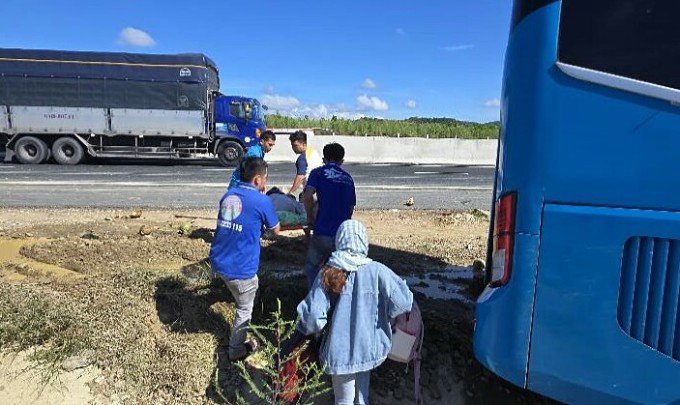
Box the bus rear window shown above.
[559,1,680,91]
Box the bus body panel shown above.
[530,204,680,403]
[538,70,680,212]
[475,1,680,402]
[475,2,563,388]
[474,233,539,388]
[495,2,560,237]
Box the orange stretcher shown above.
[280,224,308,231]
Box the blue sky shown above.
[0,0,512,123]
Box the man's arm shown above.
[289,175,305,196]
[302,187,316,226]
[349,182,357,218]
[262,198,281,236]
[290,153,308,195]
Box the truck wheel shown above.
[52,137,84,165]
[14,136,49,164]
[217,141,244,167]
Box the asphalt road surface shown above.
[0,161,494,210]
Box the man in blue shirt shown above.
[210,157,280,361]
[227,130,276,190]
[301,142,356,286]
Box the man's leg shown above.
[304,235,335,286]
[222,275,258,360]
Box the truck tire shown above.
[14,136,49,164]
[52,137,84,165]
[217,141,244,167]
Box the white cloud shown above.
[357,94,389,111]
[301,104,330,118]
[266,100,370,120]
[484,98,501,108]
[285,103,366,120]
[118,27,156,47]
[405,100,417,109]
[396,28,405,35]
[262,85,275,95]
[442,44,474,52]
[261,94,301,110]
[362,78,377,89]
[335,112,367,120]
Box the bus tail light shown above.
[490,192,517,287]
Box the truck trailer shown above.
[0,48,266,166]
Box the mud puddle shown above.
[0,238,82,281]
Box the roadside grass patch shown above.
[0,284,91,384]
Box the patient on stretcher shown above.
[266,187,307,228]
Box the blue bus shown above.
[473,1,680,403]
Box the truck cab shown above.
[213,95,267,166]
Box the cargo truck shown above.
[0,48,266,166]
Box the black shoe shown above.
[228,339,261,362]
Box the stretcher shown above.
[280,224,308,231]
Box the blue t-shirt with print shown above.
[210,182,279,279]
[228,144,264,190]
[307,163,356,237]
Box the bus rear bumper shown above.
[473,233,539,389]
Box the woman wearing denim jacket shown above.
[296,219,414,405]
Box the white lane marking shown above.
[0,180,492,191]
[55,172,131,176]
[414,171,469,175]
[357,187,491,192]
[0,166,16,169]
[359,185,490,191]
[140,173,185,177]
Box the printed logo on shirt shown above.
[324,167,353,185]
[221,195,243,220]
[219,195,244,232]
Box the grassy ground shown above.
[0,209,551,404]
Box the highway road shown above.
[0,161,495,210]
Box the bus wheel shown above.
[14,136,49,164]
[217,141,243,167]
[52,137,84,165]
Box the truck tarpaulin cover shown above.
[0,48,219,111]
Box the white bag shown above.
[388,328,417,362]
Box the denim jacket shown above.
[297,261,414,375]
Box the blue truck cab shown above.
[213,94,267,166]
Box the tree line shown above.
[265,115,500,139]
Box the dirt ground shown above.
[0,208,551,404]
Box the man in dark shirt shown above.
[301,142,356,286]
[287,130,322,196]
